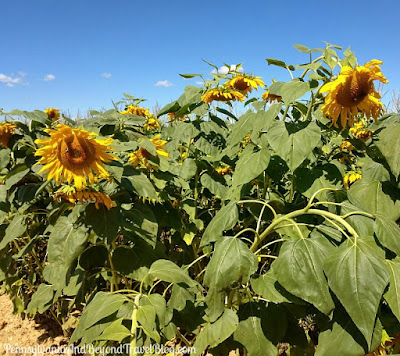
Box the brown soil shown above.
[0,294,68,355]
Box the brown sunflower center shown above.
[232,78,248,91]
[59,134,96,168]
[336,72,372,107]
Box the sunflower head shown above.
[34,125,116,190]
[54,185,116,210]
[201,87,245,104]
[225,74,265,95]
[0,122,17,148]
[262,91,282,103]
[216,166,232,176]
[129,134,169,170]
[167,112,188,123]
[143,117,161,131]
[321,60,388,128]
[349,121,374,141]
[343,172,362,189]
[120,105,150,117]
[340,140,354,152]
[45,108,61,121]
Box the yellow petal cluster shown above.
[349,121,374,141]
[201,88,245,104]
[225,74,265,95]
[262,91,282,103]
[340,140,354,152]
[216,166,232,176]
[143,117,161,131]
[167,112,188,123]
[321,60,388,128]
[34,125,116,190]
[120,105,150,117]
[129,134,169,170]
[45,108,60,121]
[0,123,17,148]
[54,186,116,210]
[343,172,362,189]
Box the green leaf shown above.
[8,109,49,124]
[323,236,390,346]
[348,180,400,220]
[179,73,203,79]
[269,79,311,103]
[232,148,270,186]
[200,174,228,199]
[85,205,121,243]
[95,319,131,342]
[201,201,238,247]
[0,214,26,250]
[5,165,30,189]
[251,270,291,304]
[374,214,400,255]
[79,245,108,270]
[26,284,54,315]
[0,149,10,170]
[122,171,158,201]
[385,258,400,322]
[137,304,160,343]
[265,58,295,71]
[293,44,324,53]
[148,259,196,286]
[140,293,168,327]
[204,236,258,290]
[70,292,127,343]
[193,309,239,356]
[267,121,321,171]
[375,122,400,178]
[273,236,335,315]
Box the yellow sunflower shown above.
[225,74,265,95]
[262,91,282,103]
[45,108,60,121]
[167,112,188,123]
[0,122,17,148]
[349,121,374,141]
[216,166,232,176]
[340,140,354,152]
[34,125,116,190]
[321,60,388,128]
[129,134,169,170]
[54,186,116,210]
[120,105,150,117]
[343,172,362,190]
[143,117,160,131]
[201,87,245,104]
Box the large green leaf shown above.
[0,149,10,170]
[204,236,258,290]
[201,201,238,247]
[232,148,270,186]
[323,236,390,346]
[26,284,54,315]
[385,258,400,322]
[5,165,30,189]
[347,180,400,220]
[267,121,321,171]
[121,171,158,201]
[0,214,26,250]
[95,319,131,342]
[375,121,400,178]
[137,304,160,343]
[374,214,400,255]
[273,236,334,315]
[148,259,196,287]
[85,205,121,243]
[193,309,239,356]
[200,174,228,199]
[251,271,291,304]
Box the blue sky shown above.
[1,0,400,116]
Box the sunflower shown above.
[129,134,169,170]
[167,112,188,123]
[54,185,116,210]
[340,140,354,152]
[45,108,60,121]
[0,122,17,148]
[216,166,232,176]
[225,74,265,95]
[34,125,116,190]
[262,91,282,103]
[201,87,245,104]
[349,121,374,141]
[343,172,362,190]
[120,105,150,117]
[143,117,160,131]
[321,60,388,128]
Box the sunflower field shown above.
[1,43,400,356]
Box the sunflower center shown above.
[233,78,248,91]
[336,72,371,107]
[59,134,96,168]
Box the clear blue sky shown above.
[1,0,400,116]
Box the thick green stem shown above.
[130,294,141,356]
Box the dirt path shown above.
[0,294,68,355]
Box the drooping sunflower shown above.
[120,105,150,117]
[225,74,265,95]
[45,108,60,121]
[201,87,245,104]
[54,185,116,210]
[321,60,388,128]
[0,122,17,148]
[34,125,116,190]
[143,117,161,131]
[349,121,374,141]
[129,134,169,170]
[262,91,282,103]
[343,172,362,190]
